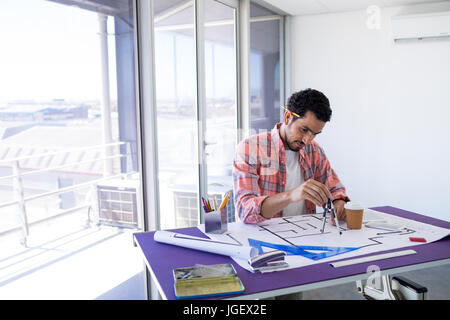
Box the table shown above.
[133,206,450,300]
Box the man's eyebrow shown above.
[302,125,321,135]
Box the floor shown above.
[0,213,146,300]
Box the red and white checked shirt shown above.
[233,123,349,224]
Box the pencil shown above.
[224,194,230,207]
[201,197,209,213]
[219,193,230,210]
[219,194,226,210]
[281,105,300,118]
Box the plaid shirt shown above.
[233,123,349,224]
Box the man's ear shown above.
[283,111,292,125]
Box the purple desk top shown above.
[134,206,450,300]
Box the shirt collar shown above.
[272,122,285,151]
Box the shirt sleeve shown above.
[313,144,350,203]
[232,140,269,224]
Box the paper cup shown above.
[344,202,364,230]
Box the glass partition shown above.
[249,2,281,133]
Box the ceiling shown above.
[261,0,449,16]
[49,0,131,17]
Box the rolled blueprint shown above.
[154,230,258,260]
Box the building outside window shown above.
[0,0,145,299]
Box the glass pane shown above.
[154,0,198,229]
[250,2,281,132]
[204,0,237,223]
[0,0,144,299]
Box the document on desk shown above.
[198,209,450,272]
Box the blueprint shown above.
[198,209,450,272]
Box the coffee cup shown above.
[344,202,364,229]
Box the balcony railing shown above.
[0,141,137,245]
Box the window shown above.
[153,0,238,229]
[153,0,198,229]
[0,0,144,299]
[249,2,282,133]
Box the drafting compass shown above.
[320,199,342,235]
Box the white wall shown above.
[290,2,450,221]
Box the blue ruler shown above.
[248,238,359,261]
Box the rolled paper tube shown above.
[154,230,259,260]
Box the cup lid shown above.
[344,201,364,210]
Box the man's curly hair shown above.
[287,88,332,122]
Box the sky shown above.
[0,0,117,102]
[0,0,263,103]
[154,31,238,101]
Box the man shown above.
[233,88,350,224]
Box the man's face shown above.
[283,110,326,151]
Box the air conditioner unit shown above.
[96,178,142,228]
[391,11,450,42]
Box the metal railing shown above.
[0,141,135,245]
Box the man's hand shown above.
[330,199,346,225]
[289,179,332,207]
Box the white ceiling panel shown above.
[262,0,449,15]
[320,0,385,12]
[261,0,328,15]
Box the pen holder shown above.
[205,207,228,234]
